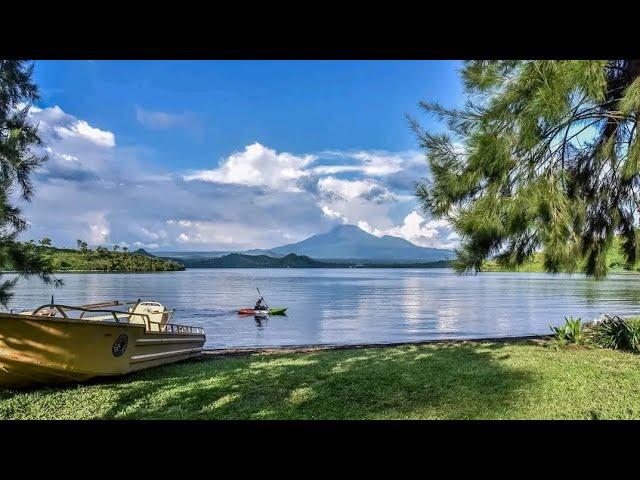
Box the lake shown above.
[5,268,640,349]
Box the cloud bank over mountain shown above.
[21,105,456,251]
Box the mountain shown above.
[156,224,456,264]
[183,253,333,268]
[269,224,455,262]
[133,248,155,257]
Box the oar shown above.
[256,287,269,310]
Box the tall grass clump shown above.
[551,316,584,346]
[591,315,640,352]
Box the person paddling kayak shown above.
[254,296,268,311]
[237,288,287,316]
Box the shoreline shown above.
[201,334,553,358]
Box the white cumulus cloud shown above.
[313,150,420,177]
[349,151,406,176]
[134,241,160,249]
[321,205,347,223]
[27,105,117,181]
[184,142,316,192]
[167,218,297,250]
[30,105,115,148]
[317,176,395,203]
[358,211,456,249]
[76,211,111,245]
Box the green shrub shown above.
[626,318,640,351]
[551,316,584,345]
[591,315,640,352]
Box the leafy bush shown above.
[591,315,640,352]
[551,316,584,345]
[628,319,640,350]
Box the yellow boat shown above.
[0,299,206,388]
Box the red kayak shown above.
[237,307,287,315]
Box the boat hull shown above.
[0,312,205,388]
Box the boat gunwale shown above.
[0,310,147,329]
[0,306,205,336]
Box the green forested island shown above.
[1,242,184,272]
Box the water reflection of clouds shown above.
[318,274,387,344]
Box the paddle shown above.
[256,287,269,310]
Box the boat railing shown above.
[28,303,204,335]
[155,322,205,334]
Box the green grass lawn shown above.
[2,340,640,419]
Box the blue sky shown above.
[23,60,465,251]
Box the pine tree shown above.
[412,60,640,278]
[0,60,59,305]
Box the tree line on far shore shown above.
[3,239,184,272]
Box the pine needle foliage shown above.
[412,60,640,278]
[0,60,59,306]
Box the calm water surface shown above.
[6,268,640,349]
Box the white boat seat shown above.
[129,302,172,331]
[24,301,173,332]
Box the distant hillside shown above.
[1,243,185,272]
[184,253,333,268]
[270,224,455,262]
[180,252,453,269]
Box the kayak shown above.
[268,307,287,315]
[237,307,287,315]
